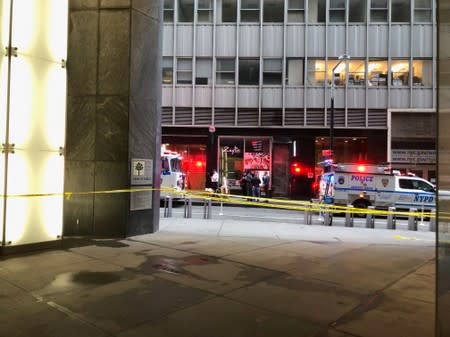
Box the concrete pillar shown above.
[64,1,162,237]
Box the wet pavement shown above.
[0,206,436,337]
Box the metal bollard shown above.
[304,203,312,225]
[164,195,172,218]
[408,208,418,231]
[203,198,212,219]
[429,209,436,232]
[387,206,396,229]
[345,204,354,227]
[184,196,192,218]
[323,209,332,226]
[366,206,375,228]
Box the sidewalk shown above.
[0,208,435,337]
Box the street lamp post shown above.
[329,54,350,159]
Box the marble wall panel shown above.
[100,0,131,8]
[70,0,98,9]
[66,96,96,161]
[67,10,98,96]
[98,10,130,96]
[96,96,129,161]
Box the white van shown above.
[320,163,435,211]
[160,151,186,199]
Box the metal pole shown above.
[330,95,334,153]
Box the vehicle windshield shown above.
[170,158,182,172]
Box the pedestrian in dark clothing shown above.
[251,173,261,201]
[245,171,253,197]
[262,171,270,199]
[240,172,247,195]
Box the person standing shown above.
[210,169,219,192]
[251,172,261,201]
[262,171,270,199]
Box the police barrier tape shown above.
[1,187,449,220]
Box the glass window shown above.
[177,58,192,84]
[330,0,345,23]
[307,59,325,85]
[348,60,365,86]
[392,0,410,22]
[415,0,432,22]
[241,0,260,22]
[413,59,432,87]
[368,59,388,86]
[239,58,260,85]
[162,57,173,84]
[196,58,212,85]
[178,0,194,22]
[288,0,305,23]
[370,0,387,22]
[391,60,409,86]
[198,0,213,23]
[263,59,282,85]
[264,0,284,23]
[349,0,366,22]
[216,59,236,85]
[164,0,174,22]
[219,137,244,190]
[286,58,304,85]
[327,59,347,85]
[308,0,326,23]
[221,0,237,22]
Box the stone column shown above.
[64,0,162,237]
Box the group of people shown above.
[240,171,270,200]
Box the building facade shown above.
[161,0,436,198]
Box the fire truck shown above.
[319,162,436,211]
[160,150,186,199]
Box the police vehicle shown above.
[160,150,186,200]
[319,162,435,211]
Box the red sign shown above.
[322,149,333,157]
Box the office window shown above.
[330,0,345,23]
[307,59,325,85]
[263,59,282,85]
[264,0,284,23]
[178,0,194,22]
[370,0,387,22]
[348,60,365,86]
[164,0,174,22]
[286,58,304,85]
[239,58,260,85]
[415,0,432,22]
[198,0,213,23]
[222,0,237,22]
[309,0,326,23]
[392,0,410,22]
[196,58,212,85]
[413,59,432,87]
[391,59,409,86]
[349,0,366,22]
[216,59,236,85]
[368,59,387,86]
[162,57,173,84]
[327,59,347,85]
[241,0,260,22]
[177,58,192,84]
[288,0,305,23]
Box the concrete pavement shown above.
[0,206,436,337]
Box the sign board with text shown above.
[131,159,153,185]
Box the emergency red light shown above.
[357,165,366,172]
[291,162,302,175]
[196,161,203,167]
[295,167,301,173]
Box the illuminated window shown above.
[288,0,305,23]
[348,60,365,86]
[327,59,347,85]
[391,59,409,86]
[368,59,388,86]
[263,59,282,85]
[413,59,432,87]
[162,57,173,84]
[241,0,260,22]
[216,59,236,85]
[307,59,325,86]
[177,58,192,84]
[164,0,174,22]
[415,0,432,22]
[198,0,213,23]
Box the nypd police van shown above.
[319,163,435,211]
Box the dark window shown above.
[330,0,345,23]
[178,0,194,22]
[349,0,366,22]
[177,58,192,84]
[415,0,432,22]
[288,0,305,22]
[164,0,174,22]
[263,59,282,85]
[216,59,236,85]
[239,59,260,85]
[264,0,284,23]
[198,0,213,23]
[196,58,212,85]
[241,0,260,22]
[222,0,237,22]
[392,0,410,22]
[370,0,388,22]
[309,0,326,23]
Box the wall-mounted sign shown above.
[130,187,152,211]
[131,159,153,185]
[222,145,241,155]
[391,149,436,164]
[244,152,270,170]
